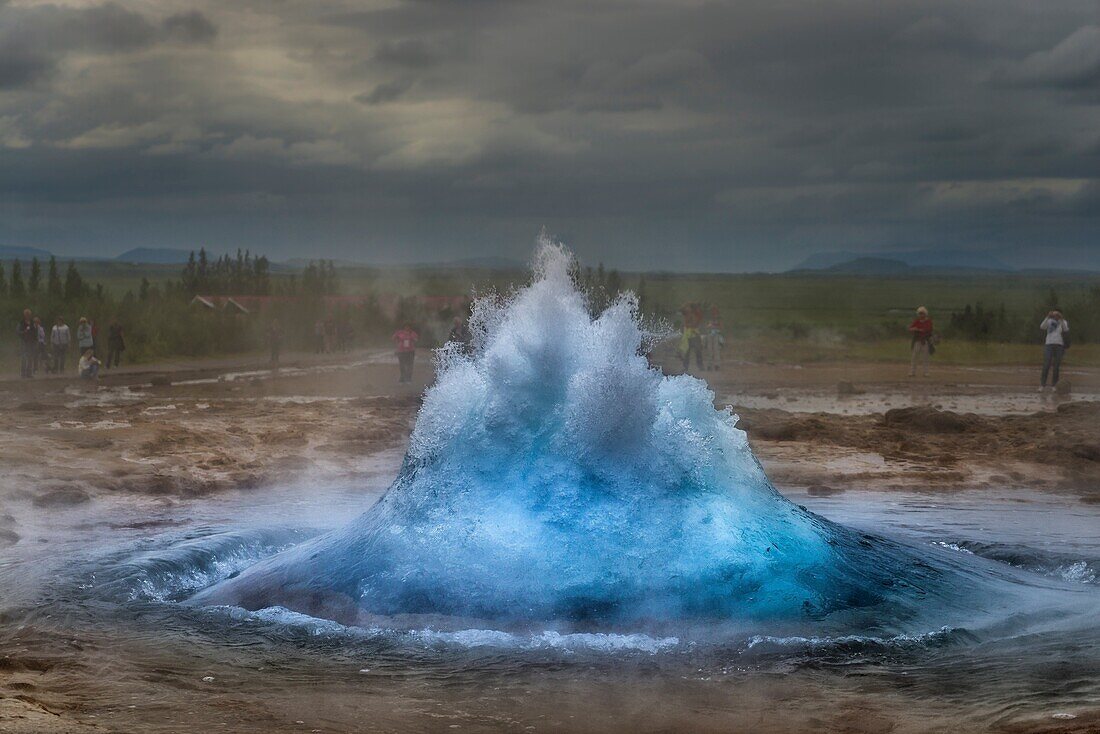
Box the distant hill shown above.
[0,245,53,260]
[817,257,911,275]
[794,249,1014,272]
[115,247,195,264]
[422,256,525,271]
[285,255,526,271]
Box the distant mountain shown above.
[0,245,53,260]
[794,249,1014,272]
[426,256,525,271]
[115,247,195,264]
[818,257,911,275]
[284,255,526,271]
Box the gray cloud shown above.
[997,25,1100,89]
[163,10,218,44]
[1,0,1099,270]
[356,79,415,105]
[373,38,443,68]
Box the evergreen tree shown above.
[254,256,270,295]
[28,257,41,293]
[233,249,244,293]
[0,262,6,296]
[605,269,623,298]
[182,251,198,293]
[47,256,62,298]
[303,261,320,294]
[198,247,209,291]
[10,260,25,298]
[64,261,84,301]
[325,260,338,294]
[139,277,151,302]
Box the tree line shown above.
[946,287,1100,344]
[0,256,90,302]
[179,248,338,296]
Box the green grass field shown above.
[5,259,1098,369]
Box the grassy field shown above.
[5,258,1099,369]
[704,335,1100,368]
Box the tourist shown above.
[51,316,71,374]
[17,309,36,378]
[1040,310,1069,392]
[33,316,47,373]
[337,317,353,352]
[703,305,723,371]
[324,318,336,353]
[78,349,101,382]
[268,319,283,366]
[392,322,419,383]
[76,317,94,356]
[679,303,704,373]
[908,306,934,377]
[106,320,125,369]
[449,316,472,353]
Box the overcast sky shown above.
[1,0,1098,271]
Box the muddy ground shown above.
[0,348,1098,525]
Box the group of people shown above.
[678,303,724,373]
[312,317,354,354]
[908,306,1069,389]
[16,309,125,381]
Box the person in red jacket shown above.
[908,306,934,377]
[392,323,419,384]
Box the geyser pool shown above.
[189,241,1032,633]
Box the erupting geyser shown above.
[190,240,982,630]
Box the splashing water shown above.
[190,239,1006,631]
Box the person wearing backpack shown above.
[1039,311,1069,392]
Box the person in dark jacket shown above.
[106,320,125,369]
[449,316,473,353]
[268,319,283,367]
[17,309,36,378]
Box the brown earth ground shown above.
[2,346,1099,732]
[0,346,1097,514]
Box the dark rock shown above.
[807,484,845,497]
[1070,444,1100,462]
[753,421,800,441]
[32,487,91,508]
[882,406,978,434]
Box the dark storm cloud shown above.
[163,10,218,45]
[0,3,216,89]
[2,0,1099,270]
[356,79,414,105]
[373,39,442,68]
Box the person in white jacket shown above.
[1039,311,1069,391]
[51,317,71,373]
